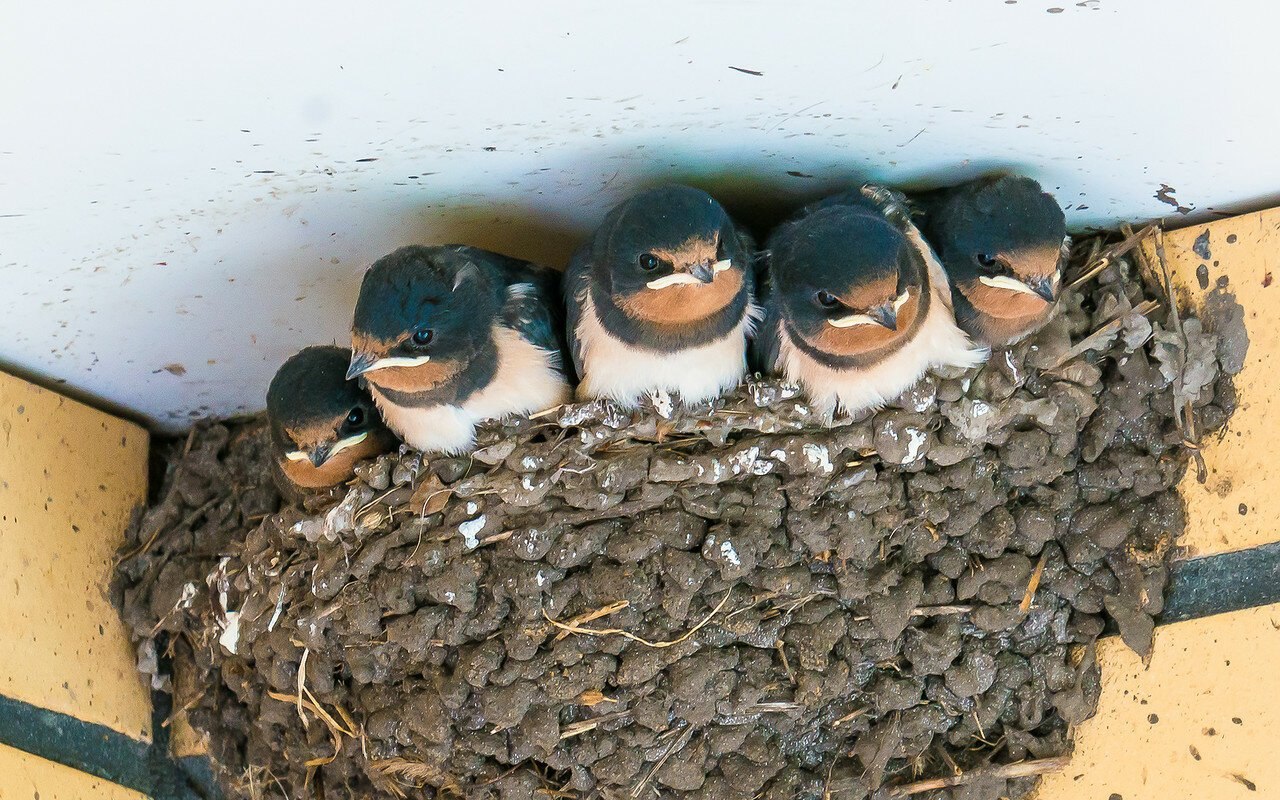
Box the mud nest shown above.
[114,232,1243,800]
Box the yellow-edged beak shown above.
[979,274,1057,302]
[347,352,431,379]
[285,431,368,468]
[645,259,731,290]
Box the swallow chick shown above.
[266,345,397,501]
[347,245,571,455]
[756,186,985,418]
[918,174,1069,348]
[565,184,759,408]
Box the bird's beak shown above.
[646,272,702,289]
[828,313,873,329]
[290,431,368,469]
[829,301,898,331]
[978,274,1048,300]
[308,444,332,469]
[689,262,715,284]
[1027,274,1057,303]
[347,352,430,379]
[330,431,369,458]
[869,304,898,331]
[346,352,376,380]
[645,259,730,290]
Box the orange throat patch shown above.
[615,268,743,326]
[959,278,1051,321]
[810,290,922,358]
[362,357,463,394]
[277,433,388,490]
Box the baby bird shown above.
[347,245,571,454]
[757,186,985,418]
[266,345,397,501]
[565,184,758,408]
[917,174,1069,348]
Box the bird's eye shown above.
[411,329,434,347]
[975,253,1000,270]
[815,290,840,308]
[638,253,660,272]
[346,407,365,428]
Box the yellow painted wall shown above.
[1038,603,1279,799]
[1042,210,1280,798]
[0,373,152,741]
[0,744,148,800]
[1148,211,1279,557]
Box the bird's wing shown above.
[499,265,569,371]
[743,238,774,372]
[859,184,917,229]
[466,247,570,370]
[749,301,785,375]
[855,185,956,309]
[732,225,762,300]
[750,239,773,302]
[804,187,885,218]
[561,245,593,382]
[898,216,955,308]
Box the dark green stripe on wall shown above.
[0,687,218,799]
[1162,541,1280,623]
[0,692,153,792]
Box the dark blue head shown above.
[769,203,928,358]
[347,245,504,394]
[926,175,1068,314]
[589,185,752,328]
[267,345,389,471]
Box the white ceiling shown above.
[3,1,1278,430]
